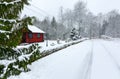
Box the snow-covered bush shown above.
[0,44,42,79]
[101,35,112,39]
[70,28,81,40]
[50,43,56,46]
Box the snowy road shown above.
[91,40,120,79]
[9,39,120,79]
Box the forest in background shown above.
[33,1,120,40]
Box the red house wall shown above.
[25,33,44,43]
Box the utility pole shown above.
[86,0,87,5]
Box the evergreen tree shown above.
[100,20,109,36]
[41,18,50,40]
[70,28,79,40]
[51,17,58,39]
[0,1,40,78]
[51,17,57,29]
[0,0,32,48]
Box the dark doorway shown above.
[22,33,26,43]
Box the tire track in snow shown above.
[99,41,120,71]
[79,40,94,79]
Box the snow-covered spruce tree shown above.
[0,1,36,78]
[70,28,79,40]
[0,0,33,57]
[0,0,32,48]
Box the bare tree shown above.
[73,1,87,36]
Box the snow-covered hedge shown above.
[41,39,87,57]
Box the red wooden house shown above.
[21,25,45,43]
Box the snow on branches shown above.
[0,30,11,33]
[0,0,21,5]
[0,18,17,23]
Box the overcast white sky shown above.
[22,0,120,19]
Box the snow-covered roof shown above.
[28,25,45,33]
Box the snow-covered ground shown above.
[17,39,85,52]
[17,40,66,52]
[8,39,120,79]
[38,40,66,51]
[91,39,120,79]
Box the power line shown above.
[24,4,54,19]
[31,4,53,17]
[86,0,88,5]
[25,6,48,18]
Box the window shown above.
[37,34,40,38]
[28,33,33,38]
